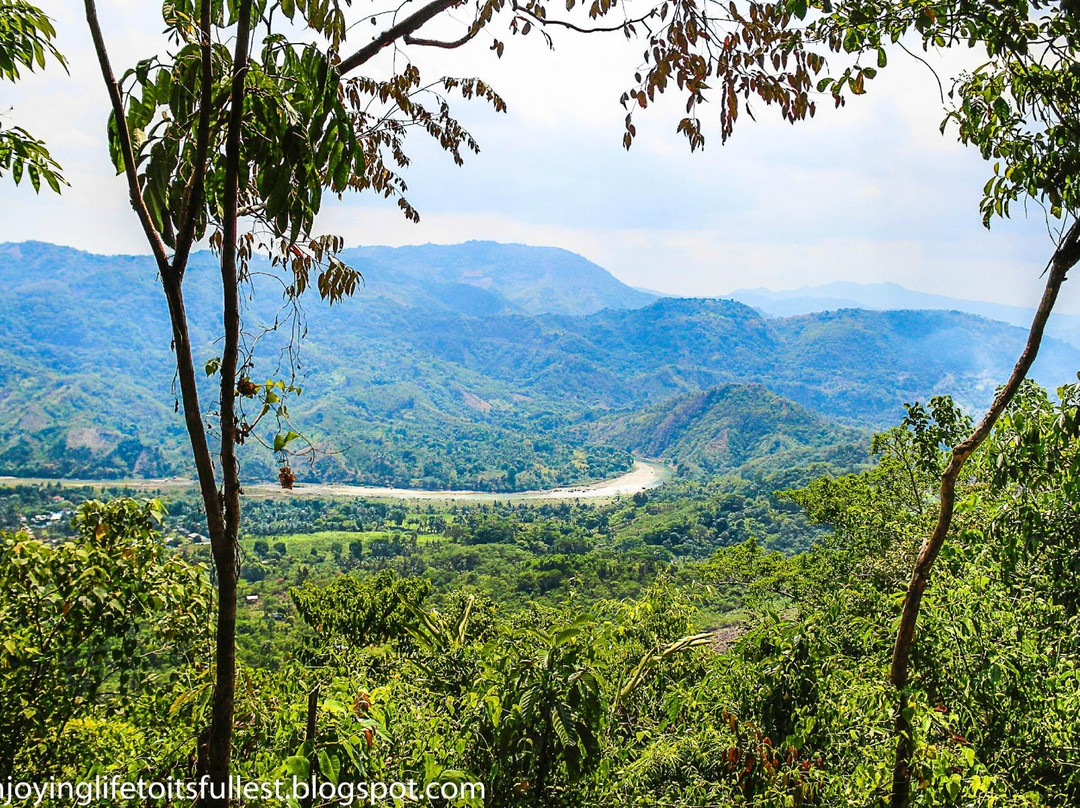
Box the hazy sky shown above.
[3,1,1078,314]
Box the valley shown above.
[2,241,1075,492]
[4,2,1079,803]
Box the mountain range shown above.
[341,242,657,316]
[1,241,1076,490]
[730,281,1080,348]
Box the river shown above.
[0,459,673,503]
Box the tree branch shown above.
[513,2,651,35]
[338,0,461,74]
[220,0,253,548]
[404,26,480,49]
[82,0,170,277]
[204,1,254,800]
[172,0,215,276]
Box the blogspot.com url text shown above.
[0,776,486,806]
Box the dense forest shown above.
[3,0,1080,805]
[3,384,1079,806]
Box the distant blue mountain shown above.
[729,281,1080,348]
[2,242,1077,487]
[339,241,658,315]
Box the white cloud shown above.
[3,1,1077,316]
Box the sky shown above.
[2,0,1078,314]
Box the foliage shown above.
[678,383,1080,807]
[0,0,65,191]
[616,0,1080,233]
[0,498,210,777]
[291,569,430,650]
[1,385,1079,806]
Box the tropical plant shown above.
[0,498,210,777]
[0,0,65,190]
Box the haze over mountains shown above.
[731,281,1080,348]
[1,241,1076,490]
[343,242,657,316]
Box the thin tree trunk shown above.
[204,1,253,804]
[301,686,321,808]
[85,0,235,798]
[160,272,232,808]
[889,220,1080,808]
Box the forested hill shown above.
[338,242,658,315]
[731,280,1080,348]
[588,384,866,477]
[1,241,1076,487]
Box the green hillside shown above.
[589,384,866,477]
[1,242,1075,489]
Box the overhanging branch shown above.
[404,26,480,48]
[512,2,653,35]
[338,0,461,74]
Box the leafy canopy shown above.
[0,498,211,776]
[0,0,66,191]
[112,0,505,302]
[619,0,1080,227]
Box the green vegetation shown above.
[2,243,1075,490]
[3,0,1078,802]
[3,383,1079,806]
[590,382,868,478]
[0,1,65,192]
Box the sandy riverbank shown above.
[0,459,673,503]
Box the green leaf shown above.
[317,749,341,785]
[273,430,302,452]
[283,755,310,779]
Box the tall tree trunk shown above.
[204,1,254,805]
[159,274,232,807]
[889,220,1080,808]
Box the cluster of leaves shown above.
[0,498,210,777]
[0,0,65,191]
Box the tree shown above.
[291,569,430,653]
[78,1,714,798]
[0,499,210,776]
[80,1,502,799]
[0,0,65,191]
[611,2,1079,803]
[754,6,1078,804]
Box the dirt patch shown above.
[710,624,744,654]
[65,427,111,452]
[459,389,493,413]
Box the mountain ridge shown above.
[730,280,1080,347]
[2,241,1076,489]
